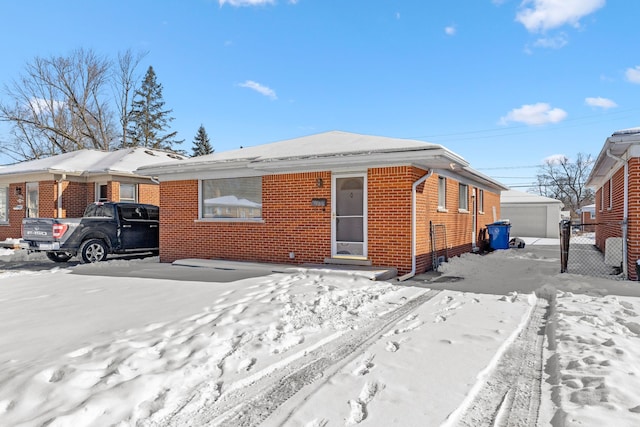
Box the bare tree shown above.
[0,48,117,160]
[113,49,148,148]
[535,153,595,217]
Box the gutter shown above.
[397,169,433,281]
[606,148,628,278]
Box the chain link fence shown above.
[560,220,625,280]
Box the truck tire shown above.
[79,239,108,263]
[46,251,74,263]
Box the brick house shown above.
[577,204,596,233]
[586,127,640,280]
[0,147,184,241]
[139,131,508,278]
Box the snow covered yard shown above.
[0,244,639,426]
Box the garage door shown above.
[501,206,547,238]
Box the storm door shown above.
[332,174,367,258]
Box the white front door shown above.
[332,174,367,258]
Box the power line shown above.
[406,107,640,142]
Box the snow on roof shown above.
[137,130,509,192]
[500,189,563,205]
[172,130,444,164]
[611,127,640,136]
[0,147,184,177]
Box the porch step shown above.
[323,257,372,266]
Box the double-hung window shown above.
[438,177,447,210]
[458,183,469,211]
[201,177,262,220]
[0,186,8,223]
[119,183,137,203]
[26,182,39,218]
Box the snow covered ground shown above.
[0,242,640,426]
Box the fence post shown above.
[560,220,571,273]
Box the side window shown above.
[26,182,39,218]
[438,177,446,209]
[459,183,469,211]
[0,186,8,223]
[478,189,484,213]
[119,183,137,203]
[96,183,108,202]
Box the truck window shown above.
[120,205,147,220]
[147,206,159,221]
[84,204,114,218]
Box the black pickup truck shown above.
[21,202,160,263]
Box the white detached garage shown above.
[500,190,564,238]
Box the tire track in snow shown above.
[446,296,548,427]
[160,289,441,427]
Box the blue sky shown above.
[1,0,639,189]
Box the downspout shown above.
[398,170,433,281]
[606,149,628,277]
[57,174,66,218]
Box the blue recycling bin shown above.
[486,221,511,250]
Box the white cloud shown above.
[585,97,617,109]
[444,25,456,36]
[499,102,568,126]
[625,66,640,84]
[516,0,605,33]
[544,154,568,164]
[238,80,277,100]
[533,33,568,49]
[29,98,64,115]
[219,0,275,6]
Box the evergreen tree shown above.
[191,124,214,157]
[126,66,183,151]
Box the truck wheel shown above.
[46,252,74,263]
[79,239,108,263]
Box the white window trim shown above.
[438,176,447,210]
[119,183,138,203]
[458,183,469,211]
[198,177,263,222]
[0,186,8,224]
[608,179,612,210]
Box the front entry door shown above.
[332,174,367,258]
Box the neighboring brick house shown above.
[577,204,596,233]
[586,127,640,280]
[0,147,184,241]
[139,131,508,277]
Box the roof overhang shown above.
[587,127,640,188]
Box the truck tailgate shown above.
[22,218,82,242]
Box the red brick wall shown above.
[158,168,501,275]
[139,183,160,205]
[159,172,332,265]
[2,183,27,240]
[627,158,640,280]
[60,181,90,218]
[368,167,414,271]
[594,165,628,277]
